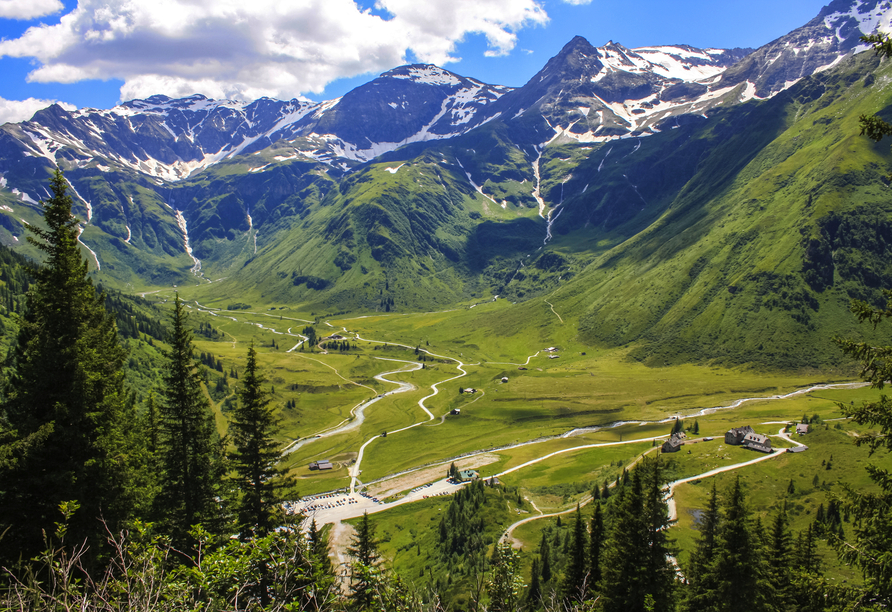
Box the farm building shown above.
[787,445,808,453]
[458,470,480,482]
[796,423,809,435]
[741,432,772,453]
[661,433,686,453]
[450,408,461,415]
[725,426,755,445]
[309,460,333,471]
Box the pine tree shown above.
[600,458,675,612]
[588,500,604,592]
[600,471,647,612]
[561,503,589,602]
[348,511,381,609]
[708,477,771,612]
[527,557,542,608]
[229,341,292,537]
[156,294,224,545]
[539,532,553,583]
[765,504,795,611]
[681,482,721,612]
[0,169,137,560]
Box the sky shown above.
[0,0,833,124]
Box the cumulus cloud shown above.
[0,96,76,125]
[0,0,548,103]
[0,0,63,20]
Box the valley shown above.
[151,289,888,591]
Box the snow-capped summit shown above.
[306,64,510,158]
[485,36,753,143]
[384,65,464,87]
[719,0,892,99]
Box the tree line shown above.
[0,171,297,596]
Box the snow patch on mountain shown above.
[11,188,38,205]
[635,46,730,81]
[175,209,202,275]
[826,0,892,43]
[387,65,462,86]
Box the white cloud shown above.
[0,0,548,103]
[561,0,592,4]
[0,0,63,20]
[0,96,76,125]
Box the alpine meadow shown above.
[3,0,892,610]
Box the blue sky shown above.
[0,0,833,122]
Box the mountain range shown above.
[2,0,892,369]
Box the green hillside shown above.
[7,52,892,372]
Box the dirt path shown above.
[498,446,659,548]
[494,436,665,481]
[544,300,564,324]
[328,520,355,590]
[346,335,473,493]
[281,359,419,455]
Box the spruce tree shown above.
[708,476,771,612]
[600,471,647,612]
[795,523,821,573]
[308,518,332,574]
[539,532,553,583]
[527,557,542,608]
[229,341,291,537]
[642,456,676,611]
[348,511,381,609]
[681,482,721,612]
[765,504,795,611]
[0,168,137,560]
[144,391,160,456]
[561,503,588,602]
[600,458,675,612]
[307,518,336,598]
[156,294,224,545]
[588,501,604,592]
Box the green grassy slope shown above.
[537,51,892,369]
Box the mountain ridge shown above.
[3,0,892,369]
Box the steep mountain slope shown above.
[547,49,892,369]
